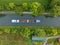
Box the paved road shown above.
[0,13,60,26]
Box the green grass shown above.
[0,34,31,45]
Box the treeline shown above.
[0,26,60,39]
[0,0,60,17]
[0,2,45,16]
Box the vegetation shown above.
[0,26,59,45]
[0,2,45,16]
[30,2,45,16]
[0,26,59,38]
[47,38,60,45]
[48,0,60,17]
[0,34,32,45]
[0,0,60,17]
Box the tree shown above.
[4,28,10,33]
[10,28,17,34]
[50,0,59,7]
[45,29,53,36]
[14,7,23,15]
[0,5,3,11]
[9,3,15,10]
[49,0,60,17]
[22,2,28,11]
[52,29,58,36]
[0,5,5,11]
[54,5,60,16]
[14,3,23,15]
[4,4,11,11]
[35,29,46,37]
[0,29,3,34]
[30,2,45,16]
[19,27,31,38]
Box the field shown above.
[0,34,31,45]
[0,26,32,45]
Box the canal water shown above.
[0,14,60,26]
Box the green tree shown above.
[4,4,11,11]
[49,0,60,17]
[0,5,5,11]
[0,29,3,34]
[50,0,59,7]
[52,29,58,36]
[54,5,60,16]
[11,28,17,34]
[14,7,23,15]
[30,2,45,16]
[9,3,15,10]
[14,3,23,15]
[45,29,53,36]
[22,2,28,11]
[4,28,10,33]
[35,29,46,37]
[19,27,31,38]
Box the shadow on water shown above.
[44,15,55,18]
[0,14,6,18]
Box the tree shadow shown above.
[0,14,6,18]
